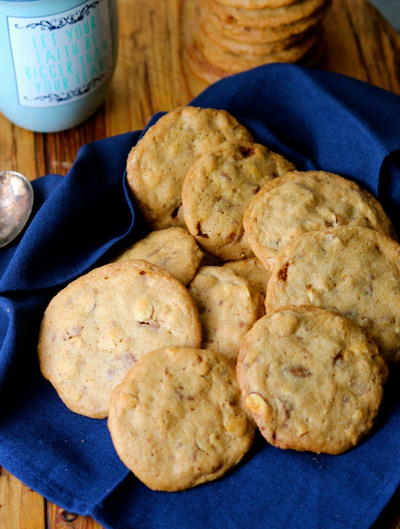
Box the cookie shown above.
[200,18,310,56]
[182,141,295,260]
[223,257,271,315]
[108,346,255,491]
[113,228,203,284]
[197,26,320,71]
[265,227,400,363]
[210,0,329,28]
[207,5,328,43]
[38,261,202,418]
[244,171,394,265]
[237,306,387,454]
[188,266,259,360]
[127,106,253,229]
[196,25,320,72]
[184,41,231,84]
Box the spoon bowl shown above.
[0,171,34,248]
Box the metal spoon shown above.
[0,171,34,249]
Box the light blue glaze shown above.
[0,0,118,132]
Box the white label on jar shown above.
[7,0,113,107]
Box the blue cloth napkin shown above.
[0,64,400,529]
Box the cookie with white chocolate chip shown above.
[108,346,255,491]
[38,260,202,418]
[237,306,387,454]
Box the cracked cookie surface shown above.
[38,261,202,418]
[237,306,387,454]
[126,106,252,229]
[108,346,255,491]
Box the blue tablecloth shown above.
[0,64,399,529]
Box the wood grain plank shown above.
[0,468,45,529]
[46,502,103,529]
[0,115,36,180]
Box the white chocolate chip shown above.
[245,393,270,416]
[224,415,248,437]
[351,409,363,422]
[133,296,154,322]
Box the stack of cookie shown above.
[38,106,399,493]
[185,0,331,83]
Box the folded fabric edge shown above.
[0,133,140,294]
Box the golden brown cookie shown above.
[207,4,328,43]
[237,306,388,454]
[210,0,329,28]
[182,141,295,260]
[184,41,231,84]
[244,171,394,265]
[108,346,255,491]
[266,227,400,363]
[127,106,252,229]
[38,261,202,418]
[197,26,320,71]
[200,18,309,56]
[188,266,259,360]
[113,228,203,284]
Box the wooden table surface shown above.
[0,0,399,527]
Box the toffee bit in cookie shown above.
[333,351,344,365]
[285,365,312,377]
[239,145,255,158]
[220,171,232,181]
[277,262,289,281]
[196,222,209,238]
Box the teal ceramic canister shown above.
[0,0,118,132]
